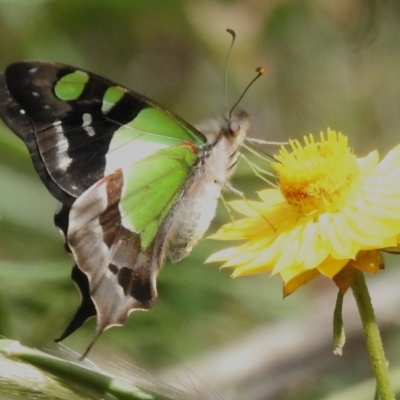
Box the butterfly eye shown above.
[229,121,240,136]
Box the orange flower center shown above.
[272,130,360,214]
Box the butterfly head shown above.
[225,109,251,143]
[197,109,250,149]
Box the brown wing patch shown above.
[65,168,160,351]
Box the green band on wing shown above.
[127,108,205,146]
[54,71,89,101]
[102,86,126,114]
[106,106,205,172]
[120,145,197,247]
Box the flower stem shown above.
[333,290,345,356]
[351,271,394,400]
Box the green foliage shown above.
[0,339,175,399]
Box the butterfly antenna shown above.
[224,28,236,115]
[229,67,264,120]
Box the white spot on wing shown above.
[32,91,39,97]
[28,67,38,74]
[105,132,167,174]
[68,183,116,279]
[19,109,26,115]
[53,120,73,171]
[82,113,95,137]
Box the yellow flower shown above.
[207,129,400,295]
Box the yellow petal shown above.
[357,150,379,173]
[296,219,319,264]
[383,244,400,253]
[377,144,400,173]
[343,207,394,246]
[319,213,353,258]
[283,269,320,296]
[228,200,261,217]
[208,217,266,240]
[232,261,274,277]
[355,195,400,221]
[348,250,382,274]
[317,256,348,278]
[257,189,285,205]
[205,247,240,263]
[331,212,358,258]
[272,223,304,274]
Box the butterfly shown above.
[0,61,253,355]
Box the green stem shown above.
[333,290,345,356]
[351,271,394,400]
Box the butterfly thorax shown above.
[168,111,251,262]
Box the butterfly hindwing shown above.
[66,144,199,334]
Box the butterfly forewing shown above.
[0,61,206,203]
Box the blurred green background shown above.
[1,0,400,399]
